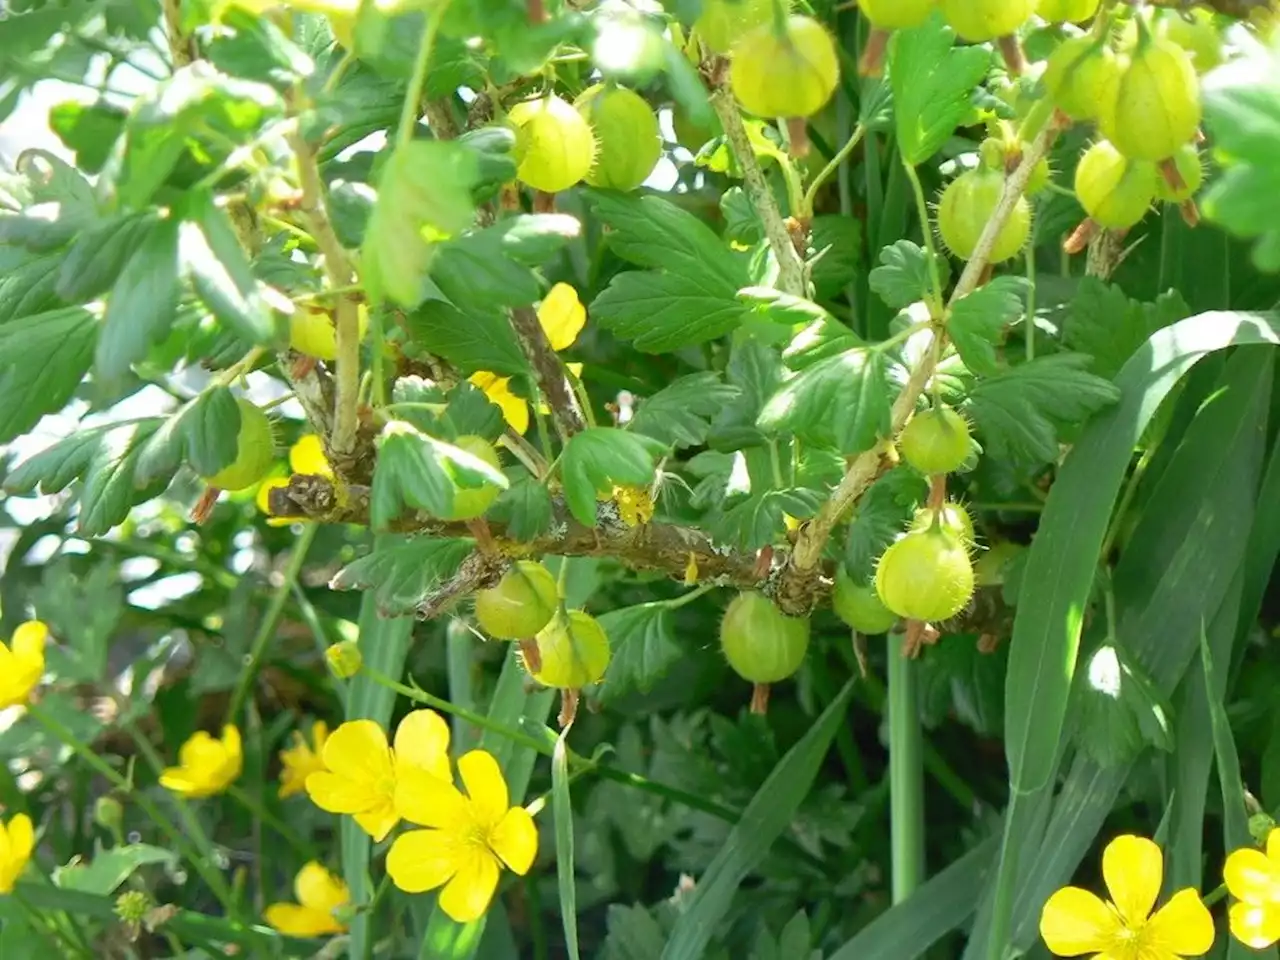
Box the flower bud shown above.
[325,641,362,679]
[1249,812,1276,845]
[94,796,123,835]
[115,890,152,924]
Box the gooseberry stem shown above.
[1202,882,1227,907]
[802,123,866,218]
[396,1,452,152]
[900,161,946,317]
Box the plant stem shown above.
[226,784,313,859]
[227,523,319,723]
[1202,882,1227,907]
[803,124,865,218]
[887,638,925,903]
[901,160,945,316]
[396,1,452,151]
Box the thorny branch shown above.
[509,305,587,437]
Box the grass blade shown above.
[659,679,856,960]
[888,638,924,903]
[553,726,580,960]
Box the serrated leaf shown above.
[0,307,97,444]
[331,536,475,616]
[180,194,278,346]
[0,253,63,324]
[810,216,862,301]
[98,216,181,379]
[588,190,749,351]
[603,904,667,960]
[713,487,822,552]
[560,428,662,527]
[441,380,505,441]
[403,301,528,376]
[757,349,890,454]
[5,425,117,496]
[363,140,479,308]
[1070,643,1175,768]
[136,386,241,484]
[868,240,950,309]
[843,467,928,582]
[966,354,1121,466]
[430,232,540,310]
[1063,279,1190,380]
[629,373,741,449]
[598,603,681,702]
[489,472,553,542]
[738,287,832,328]
[890,14,990,166]
[370,423,509,529]
[710,337,785,450]
[79,421,173,537]
[781,314,863,371]
[57,212,158,303]
[947,276,1027,376]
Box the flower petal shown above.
[6,814,33,864]
[305,771,382,815]
[290,435,333,477]
[395,765,467,829]
[1144,888,1214,956]
[458,750,508,827]
[295,861,349,915]
[264,903,344,937]
[386,829,465,894]
[537,283,585,351]
[311,720,329,750]
[353,801,399,842]
[1102,834,1163,926]
[437,847,500,923]
[489,806,537,875]
[10,621,47,663]
[1039,886,1123,956]
[393,710,452,782]
[160,768,210,797]
[1224,847,1279,904]
[1230,902,1280,949]
[322,720,393,782]
[177,731,224,770]
[470,373,530,435]
[220,725,243,777]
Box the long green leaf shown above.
[553,728,580,960]
[660,680,856,960]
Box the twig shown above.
[414,551,508,620]
[509,305,586,437]
[160,0,195,68]
[708,84,807,297]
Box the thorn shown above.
[558,688,580,727]
[1063,218,1099,255]
[749,682,771,715]
[190,487,221,525]
[852,632,869,678]
[858,28,890,77]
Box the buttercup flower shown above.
[1040,834,1214,959]
[264,861,350,937]
[387,749,537,923]
[305,710,451,842]
[1224,827,1280,947]
[289,434,333,477]
[0,621,47,708]
[611,484,654,527]
[0,813,34,894]
[160,725,243,798]
[279,721,329,799]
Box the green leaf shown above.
[843,467,929,583]
[331,536,475,616]
[810,216,862,301]
[1062,278,1190,380]
[430,232,540,311]
[57,212,158,303]
[180,193,278,345]
[0,253,63,325]
[947,276,1027,376]
[5,426,117,496]
[890,13,990,166]
[737,287,832,328]
[1069,642,1175,768]
[868,240,950,309]
[560,428,662,527]
[660,681,855,960]
[55,844,175,895]
[370,422,509,529]
[135,386,242,484]
[598,603,680,702]
[403,301,528,376]
[1201,47,1280,270]
[489,473,553,542]
[758,349,890,454]
[709,336,784,450]
[628,372,741,449]
[603,905,667,960]
[781,312,863,370]
[363,140,479,308]
[0,307,97,444]
[966,354,1121,466]
[441,380,505,441]
[97,217,182,379]
[552,730,580,960]
[79,421,173,537]
[588,190,749,351]
[713,487,823,553]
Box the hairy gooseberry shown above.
[289,305,370,361]
[858,0,936,29]
[1074,140,1157,230]
[937,168,1031,263]
[508,95,597,194]
[1036,0,1099,23]
[444,435,503,521]
[1100,33,1201,162]
[875,529,975,622]
[529,610,611,689]
[833,570,898,635]
[694,0,774,55]
[1042,36,1120,122]
[1162,9,1223,73]
[729,15,840,119]
[940,0,1034,41]
[911,502,975,545]
[720,592,810,684]
[1154,144,1203,203]
[575,85,661,192]
[898,405,971,476]
[474,560,560,640]
[204,399,275,492]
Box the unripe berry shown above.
[898,405,971,475]
[1100,34,1201,162]
[474,561,559,640]
[1075,140,1158,230]
[694,0,775,55]
[729,15,840,119]
[857,0,936,30]
[508,95,597,193]
[1036,0,1100,23]
[937,168,1031,263]
[445,436,503,521]
[833,570,898,635]
[875,529,974,622]
[911,502,975,546]
[1042,36,1120,122]
[941,0,1034,41]
[575,85,661,192]
[529,610,611,689]
[720,592,810,684]
[1154,144,1203,203]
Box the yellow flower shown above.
[0,813,34,894]
[470,373,530,435]
[290,434,333,477]
[305,710,451,842]
[611,484,654,527]
[0,621,47,708]
[1225,827,1280,947]
[160,725,243,798]
[256,474,296,527]
[388,749,538,923]
[279,721,329,799]
[263,861,350,937]
[537,283,586,351]
[1040,834,1214,960]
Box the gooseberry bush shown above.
[3,0,1280,956]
